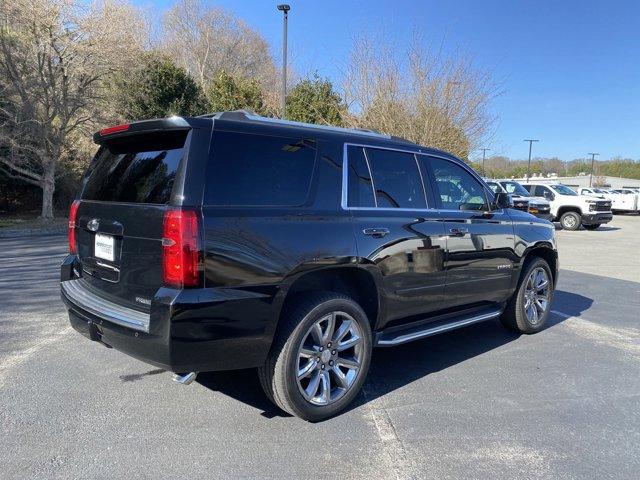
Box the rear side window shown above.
[81,130,187,204]
[346,146,427,209]
[205,131,316,206]
[347,146,375,208]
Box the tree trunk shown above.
[41,171,55,219]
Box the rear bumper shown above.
[61,256,275,372]
[582,212,613,225]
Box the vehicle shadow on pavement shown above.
[196,289,593,420]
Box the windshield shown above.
[551,184,578,196]
[500,181,530,196]
[593,189,607,193]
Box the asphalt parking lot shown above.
[1,215,639,479]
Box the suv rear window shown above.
[205,131,316,206]
[81,130,187,204]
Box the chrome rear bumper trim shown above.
[61,279,150,332]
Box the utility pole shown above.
[277,4,290,119]
[524,139,539,180]
[588,153,599,187]
[480,148,490,176]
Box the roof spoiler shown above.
[93,116,191,144]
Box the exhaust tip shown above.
[172,371,198,385]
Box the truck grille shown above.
[594,201,611,212]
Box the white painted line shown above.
[0,326,73,388]
[550,310,572,319]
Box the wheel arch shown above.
[522,243,558,286]
[557,205,582,218]
[273,263,384,336]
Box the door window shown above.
[536,186,555,200]
[428,157,489,211]
[364,148,427,209]
[346,146,376,208]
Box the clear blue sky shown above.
[136,0,640,161]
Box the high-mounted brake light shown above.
[68,200,80,254]
[162,209,201,288]
[99,123,130,136]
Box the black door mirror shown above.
[492,192,512,210]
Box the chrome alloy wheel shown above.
[524,267,551,325]
[296,311,364,406]
[562,215,577,229]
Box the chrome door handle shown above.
[363,227,390,238]
[448,227,468,236]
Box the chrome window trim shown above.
[61,279,150,332]
[341,142,432,212]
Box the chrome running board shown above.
[376,307,503,347]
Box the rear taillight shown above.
[68,200,80,254]
[162,209,201,288]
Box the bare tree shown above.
[162,0,277,94]
[0,0,147,218]
[343,35,500,159]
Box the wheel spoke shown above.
[319,370,331,403]
[332,318,352,344]
[298,359,318,379]
[322,313,336,344]
[305,370,321,399]
[529,304,539,323]
[337,334,361,352]
[310,322,323,345]
[331,365,349,389]
[336,356,359,370]
[300,348,317,359]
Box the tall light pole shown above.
[588,152,599,186]
[480,148,490,176]
[524,139,539,180]
[277,4,290,119]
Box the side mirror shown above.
[492,192,512,210]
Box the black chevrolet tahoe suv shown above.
[61,111,558,421]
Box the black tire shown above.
[583,224,601,230]
[258,292,372,422]
[559,211,581,230]
[500,257,554,334]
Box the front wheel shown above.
[559,211,581,230]
[583,224,601,230]
[259,292,372,422]
[500,257,554,334]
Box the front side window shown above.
[429,157,488,211]
[205,131,316,206]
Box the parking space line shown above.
[0,326,72,388]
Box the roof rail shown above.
[206,110,403,141]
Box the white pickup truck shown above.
[522,182,612,230]
[579,187,638,213]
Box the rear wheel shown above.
[583,224,601,230]
[559,211,581,230]
[259,292,372,422]
[501,257,554,334]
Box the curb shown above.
[0,226,67,238]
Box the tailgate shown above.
[73,129,190,311]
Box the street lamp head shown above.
[277,4,290,12]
